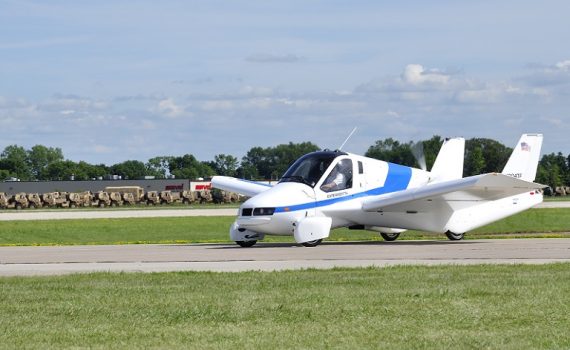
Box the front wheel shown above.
[236,240,257,247]
[301,239,322,247]
[380,232,400,241]
[445,231,464,240]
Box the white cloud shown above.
[402,64,450,86]
[156,98,184,118]
[554,60,570,72]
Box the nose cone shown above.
[237,182,316,235]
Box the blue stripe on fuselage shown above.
[274,162,412,213]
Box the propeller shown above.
[412,141,427,171]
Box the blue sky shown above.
[1,0,569,165]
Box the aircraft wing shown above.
[211,176,273,197]
[362,173,546,212]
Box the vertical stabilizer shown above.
[429,137,465,183]
[502,134,543,182]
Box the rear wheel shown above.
[445,231,464,240]
[301,239,322,247]
[236,240,257,247]
[380,232,400,241]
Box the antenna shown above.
[338,127,357,151]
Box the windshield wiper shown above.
[280,175,312,187]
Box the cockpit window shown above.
[320,159,353,192]
[279,152,342,187]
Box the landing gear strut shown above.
[445,231,464,240]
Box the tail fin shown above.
[429,137,465,183]
[502,133,543,182]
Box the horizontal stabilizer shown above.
[211,176,272,197]
[362,173,546,212]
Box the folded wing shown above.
[211,176,273,197]
[362,173,545,212]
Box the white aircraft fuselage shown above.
[213,134,544,247]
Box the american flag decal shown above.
[521,142,530,152]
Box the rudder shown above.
[429,137,465,183]
[502,134,543,182]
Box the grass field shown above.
[0,209,570,246]
[0,208,569,246]
[0,264,568,349]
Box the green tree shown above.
[365,138,416,166]
[464,146,486,176]
[27,145,64,180]
[208,154,238,176]
[44,160,79,180]
[463,138,512,176]
[146,156,172,179]
[110,160,147,180]
[239,142,319,179]
[421,135,443,171]
[169,154,215,179]
[536,153,568,189]
[0,145,32,180]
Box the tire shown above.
[29,204,36,209]
[236,240,257,247]
[445,231,464,241]
[15,204,22,210]
[99,202,106,208]
[380,232,400,241]
[70,203,76,209]
[301,239,322,247]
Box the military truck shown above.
[212,189,241,204]
[107,192,123,206]
[105,186,145,203]
[42,192,70,208]
[26,193,43,209]
[181,190,197,204]
[196,190,213,203]
[0,192,10,209]
[68,191,93,208]
[159,190,182,205]
[0,192,30,209]
[92,191,111,207]
[145,191,160,205]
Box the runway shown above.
[1,238,569,276]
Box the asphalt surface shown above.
[1,238,569,276]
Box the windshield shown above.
[279,151,343,187]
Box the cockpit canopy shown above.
[279,150,347,187]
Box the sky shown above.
[1,0,569,165]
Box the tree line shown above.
[1,138,568,189]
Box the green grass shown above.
[0,264,569,349]
[0,208,569,246]
[544,196,570,202]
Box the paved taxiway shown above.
[1,238,569,276]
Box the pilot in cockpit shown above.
[320,159,352,192]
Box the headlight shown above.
[253,207,275,216]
